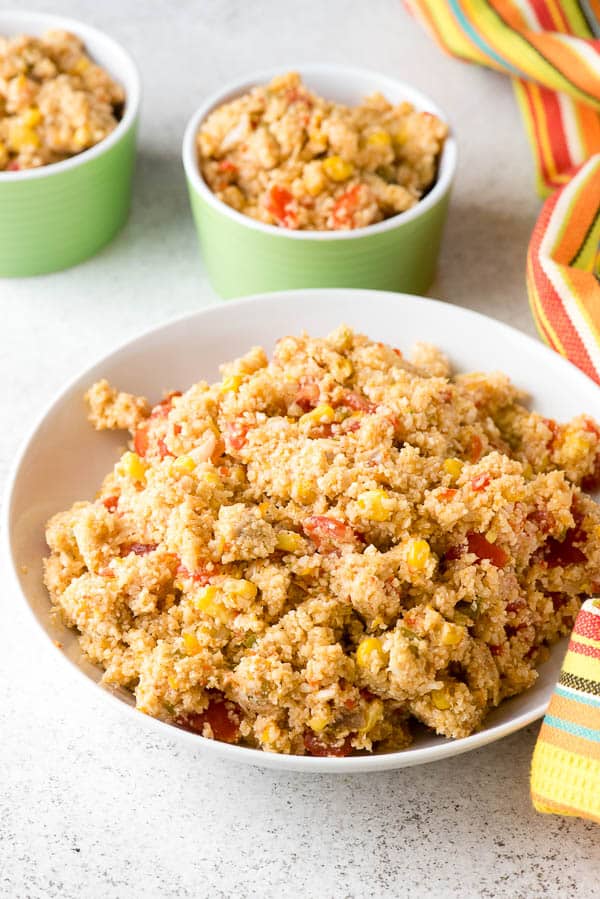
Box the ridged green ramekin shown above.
[0,12,141,277]
[183,65,456,299]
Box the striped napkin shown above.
[406,0,600,821]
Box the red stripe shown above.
[569,639,600,659]
[529,0,559,31]
[527,179,599,381]
[574,609,600,641]
[538,86,573,175]
[523,84,551,189]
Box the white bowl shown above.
[5,289,594,773]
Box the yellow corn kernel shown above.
[443,457,463,480]
[406,538,431,571]
[562,431,592,463]
[224,578,257,601]
[431,689,450,711]
[308,714,329,733]
[303,160,326,196]
[308,129,328,153]
[357,489,393,522]
[22,106,42,127]
[172,454,196,474]
[200,470,221,487]
[362,698,384,733]
[73,126,91,149]
[258,501,270,517]
[221,374,243,393]
[440,623,463,646]
[367,130,392,147]
[522,462,534,479]
[276,530,305,553]
[118,451,147,483]
[333,357,353,381]
[182,632,200,655]
[167,676,179,690]
[356,636,387,669]
[393,128,408,146]
[71,56,90,74]
[194,585,220,614]
[8,122,40,150]
[294,479,316,504]
[323,155,354,181]
[261,722,279,744]
[299,403,335,427]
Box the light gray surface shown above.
[1,2,598,897]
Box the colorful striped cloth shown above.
[406,0,600,821]
[406,0,600,388]
[531,598,600,821]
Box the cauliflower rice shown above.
[44,327,600,756]
[0,30,124,171]
[197,72,448,231]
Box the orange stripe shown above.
[550,174,600,263]
[531,790,600,822]
[548,693,600,729]
[524,33,600,100]
[577,104,600,157]
[539,721,600,760]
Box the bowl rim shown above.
[3,287,574,774]
[0,10,141,182]
[182,63,457,242]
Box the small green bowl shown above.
[183,64,457,299]
[0,12,141,277]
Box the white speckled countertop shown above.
[1,2,599,897]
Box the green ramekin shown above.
[0,12,141,277]
[183,65,456,299]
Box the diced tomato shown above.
[544,526,587,568]
[295,377,320,411]
[541,417,559,450]
[340,416,362,434]
[120,542,158,556]
[471,473,490,492]
[6,160,19,171]
[304,731,354,757]
[528,507,556,534]
[267,185,297,228]
[393,348,403,358]
[439,488,457,501]
[226,420,250,451]
[176,696,241,744]
[506,599,525,613]
[218,159,237,173]
[151,391,182,418]
[157,437,174,459]
[331,184,362,229]
[337,391,376,413]
[177,561,222,584]
[285,87,313,106]
[466,532,508,568]
[303,515,357,552]
[469,434,483,463]
[133,424,149,457]
[102,495,119,513]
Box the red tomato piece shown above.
[466,532,508,568]
[6,160,19,171]
[528,507,556,534]
[544,527,587,568]
[101,495,119,513]
[218,159,237,173]
[303,515,357,552]
[548,592,570,611]
[157,437,174,459]
[541,417,559,450]
[337,391,376,413]
[120,542,158,556]
[295,377,320,411]
[439,488,457,501]
[469,434,483,463]
[177,562,222,584]
[267,185,297,228]
[331,184,362,229]
[304,731,354,757]
[133,424,149,457]
[151,391,182,418]
[176,696,241,744]
[226,420,250,451]
[583,417,600,439]
[471,473,490,492]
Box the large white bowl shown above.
[5,290,597,773]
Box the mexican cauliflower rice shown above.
[44,327,600,756]
[197,72,447,230]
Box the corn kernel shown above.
[8,122,40,150]
[261,722,279,743]
[323,155,354,181]
[118,451,147,483]
[406,538,431,571]
[299,403,335,427]
[73,126,91,149]
[431,689,450,710]
[71,56,90,74]
[308,714,329,732]
[393,129,408,146]
[523,463,534,479]
[443,458,463,480]
[362,698,384,733]
[367,130,392,147]
[276,530,305,553]
[356,636,388,669]
[200,471,221,487]
[333,358,354,381]
[168,676,179,690]
[562,431,592,463]
[224,578,257,600]
[357,489,393,522]
[221,374,243,393]
[22,106,42,127]
[194,585,220,614]
[440,623,463,646]
[294,480,316,504]
[182,632,200,655]
[172,454,196,474]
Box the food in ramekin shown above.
[44,327,600,756]
[0,29,124,171]
[197,72,448,230]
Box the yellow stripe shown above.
[528,82,560,186]
[513,79,549,197]
[572,633,600,649]
[558,1,595,37]
[563,648,600,680]
[531,740,600,820]
[417,1,491,63]
[526,255,568,356]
